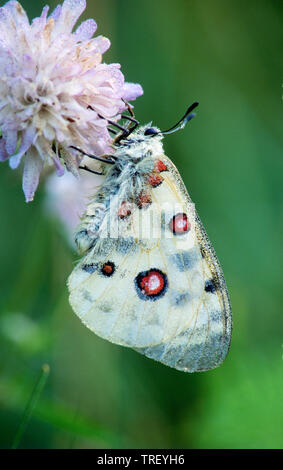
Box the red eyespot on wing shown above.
[155,160,167,172]
[169,213,190,235]
[117,202,132,219]
[137,191,152,208]
[101,261,115,276]
[147,174,163,187]
[103,265,113,275]
[140,271,164,295]
[135,269,168,300]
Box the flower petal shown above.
[59,0,86,32]
[31,5,49,32]
[0,139,9,161]
[9,127,36,169]
[74,19,97,41]
[22,147,43,202]
[52,155,65,177]
[5,129,18,155]
[40,5,49,20]
[90,35,111,54]
[122,83,144,101]
[4,1,30,29]
[60,147,80,177]
[50,4,62,21]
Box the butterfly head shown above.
[144,126,160,137]
[115,124,164,163]
[111,102,199,165]
[118,101,199,144]
[120,123,162,142]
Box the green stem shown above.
[12,364,50,449]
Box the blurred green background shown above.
[0,0,282,449]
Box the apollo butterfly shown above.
[68,102,232,372]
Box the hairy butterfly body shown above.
[68,104,232,372]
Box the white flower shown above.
[0,0,143,201]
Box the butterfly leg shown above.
[113,116,140,143]
[121,114,139,132]
[122,99,136,118]
[79,165,104,176]
[70,146,116,164]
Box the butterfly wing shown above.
[134,156,232,371]
[68,155,232,372]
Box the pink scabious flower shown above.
[0,0,143,202]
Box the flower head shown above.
[0,0,143,201]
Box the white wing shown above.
[68,155,232,372]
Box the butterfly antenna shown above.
[159,101,199,135]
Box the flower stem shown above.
[12,364,50,449]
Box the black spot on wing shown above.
[205,278,219,294]
[82,263,99,274]
[83,260,116,277]
[170,248,199,272]
[200,246,206,259]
